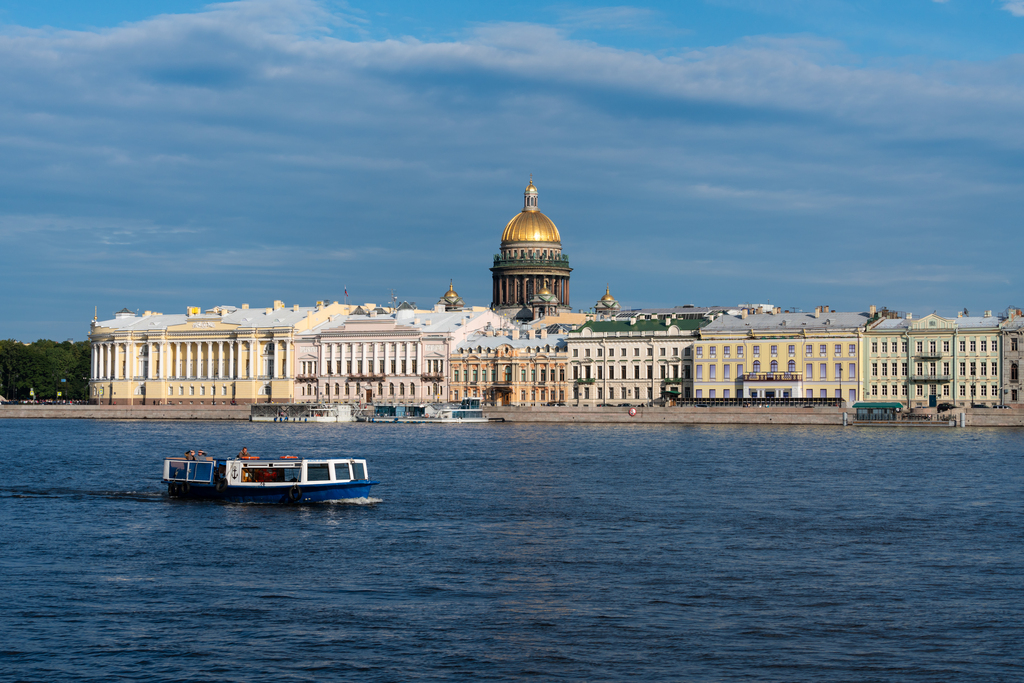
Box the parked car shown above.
[936,402,955,412]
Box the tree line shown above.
[0,339,92,401]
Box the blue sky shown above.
[3,0,1024,340]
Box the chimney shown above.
[824,305,830,313]
[814,307,821,318]
[740,309,747,319]
[629,317,637,325]
[906,312,913,319]
[869,305,876,316]
[984,310,992,318]
[540,329,548,339]
[775,306,781,314]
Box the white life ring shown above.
[628,408,637,417]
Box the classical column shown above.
[187,342,194,379]
[159,342,165,379]
[148,343,155,380]
[255,339,261,378]
[416,342,423,376]
[404,342,411,376]
[284,340,291,378]
[271,340,278,379]
[383,342,389,376]
[228,341,235,379]
[372,343,379,376]
[339,343,346,376]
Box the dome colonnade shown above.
[490,179,572,321]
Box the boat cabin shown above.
[163,457,368,486]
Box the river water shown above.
[1,420,1021,681]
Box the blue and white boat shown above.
[163,455,378,503]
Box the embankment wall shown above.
[0,405,249,420]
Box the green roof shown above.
[853,402,903,409]
[575,318,709,334]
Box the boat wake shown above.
[323,497,382,505]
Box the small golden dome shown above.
[601,286,615,302]
[501,210,560,244]
[525,179,537,193]
[539,284,552,296]
[444,280,459,299]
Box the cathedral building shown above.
[491,178,572,321]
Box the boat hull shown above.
[168,480,378,504]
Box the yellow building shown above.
[88,300,355,405]
[693,307,868,405]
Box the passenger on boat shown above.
[238,447,250,458]
[185,450,195,461]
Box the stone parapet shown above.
[0,404,249,420]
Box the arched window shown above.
[1012,363,1019,381]
[770,360,778,372]
[410,383,416,396]
[264,343,274,354]
[400,383,405,395]
[788,360,796,373]
[389,383,395,396]
[753,360,761,373]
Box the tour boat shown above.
[163,455,378,503]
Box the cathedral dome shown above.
[501,211,560,244]
[501,178,561,244]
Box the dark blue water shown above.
[1,420,1021,682]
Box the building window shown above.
[696,365,703,380]
[849,344,856,357]
[872,363,878,377]
[916,385,923,397]
[572,349,578,357]
[752,360,761,373]
[770,360,778,372]
[788,345,796,356]
[752,346,760,356]
[915,341,923,353]
[723,365,730,380]
[788,360,796,373]
[709,365,716,380]
[819,344,827,357]
[959,385,966,397]
[834,344,841,356]
[660,348,666,356]
[806,363,814,379]
[970,340,977,352]
[736,347,744,358]
[970,362,977,376]
[771,345,778,356]
[981,340,988,352]
[709,389,716,399]
[930,340,937,353]
[871,385,878,396]
[1013,338,1019,352]
[1012,363,1019,381]
[695,346,703,358]
[943,385,950,397]
[696,390,702,398]
[723,346,730,358]
[881,385,888,396]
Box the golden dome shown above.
[444,280,459,299]
[501,210,560,244]
[525,179,537,193]
[539,283,552,295]
[601,286,615,302]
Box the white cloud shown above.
[1002,1,1024,16]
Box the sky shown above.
[3,1,1024,341]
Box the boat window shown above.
[334,463,351,481]
[352,462,366,480]
[188,462,213,482]
[168,460,188,480]
[306,464,330,482]
[241,466,300,483]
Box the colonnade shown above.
[318,341,423,377]
[91,338,293,380]
[492,274,569,308]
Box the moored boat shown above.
[163,454,378,503]
[364,398,488,423]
